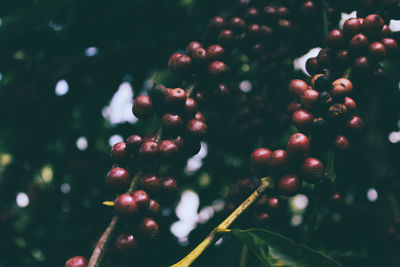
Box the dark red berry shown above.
[263,6,276,21]
[278,174,301,196]
[148,199,162,216]
[139,217,159,241]
[250,148,272,170]
[138,141,159,162]
[65,256,87,267]
[141,174,161,194]
[305,57,320,75]
[276,6,290,18]
[335,49,350,65]
[186,119,207,139]
[126,134,143,153]
[115,233,137,253]
[292,109,314,129]
[162,113,184,131]
[192,48,207,63]
[353,56,371,72]
[381,38,398,55]
[301,89,319,109]
[268,197,279,210]
[206,44,225,60]
[132,95,154,119]
[301,0,316,14]
[369,41,386,61]
[162,177,179,196]
[208,16,226,31]
[114,194,138,217]
[168,52,184,71]
[184,98,198,116]
[132,190,150,211]
[349,34,369,53]
[186,41,203,57]
[111,142,128,163]
[287,133,310,159]
[245,7,259,22]
[343,18,361,37]
[301,157,324,183]
[381,25,392,38]
[172,55,192,73]
[333,135,350,153]
[229,17,246,33]
[289,79,309,97]
[107,167,130,192]
[316,48,332,68]
[268,149,288,171]
[159,140,179,160]
[362,14,384,37]
[288,101,302,114]
[328,103,348,122]
[255,212,270,225]
[346,115,363,132]
[218,29,235,45]
[194,112,206,122]
[327,29,344,48]
[208,61,229,79]
[165,88,187,109]
[343,97,356,111]
[330,192,345,208]
[247,24,261,39]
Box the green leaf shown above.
[232,228,343,267]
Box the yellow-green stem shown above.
[171,177,273,267]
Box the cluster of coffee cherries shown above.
[307,14,398,78]
[224,178,282,226]
[288,74,363,152]
[250,132,324,197]
[356,0,400,21]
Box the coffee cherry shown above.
[362,14,384,37]
[287,133,310,159]
[132,95,154,119]
[138,141,159,162]
[165,88,187,110]
[148,199,162,216]
[162,113,184,132]
[343,18,361,37]
[327,103,348,122]
[115,233,137,253]
[268,197,279,210]
[107,167,130,192]
[139,217,159,241]
[327,29,344,48]
[301,0,316,14]
[208,16,226,31]
[250,148,272,171]
[289,79,309,97]
[168,52,184,71]
[335,49,350,65]
[159,140,179,160]
[213,83,230,99]
[141,174,161,194]
[206,44,225,60]
[114,194,138,217]
[381,38,398,55]
[330,192,345,208]
[126,134,143,153]
[346,115,363,132]
[301,157,324,183]
[186,41,203,57]
[247,24,261,39]
[186,119,207,139]
[172,54,192,73]
[194,112,206,122]
[268,149,288,172]
[111,142,128,163]
[278,174,301,196]
[245,7,259,22]
[333,78,353,92]
[381,24,392,37]
[208,61,229,79]
[192,48,207,63]
[229,17,246,33]
[162,177,179,199]
[65,256,87,267]
[333,135,350,153]
[292,109,314,129]
[255,212,270,225]
[301,89,319,109]
[143,132,158,142]
[343,97,356,111]
[218,29,235,45]
[369,41,386,61]
[316,48,332,68]
[318,91,333,109]
[132,190,150,211]
[349,33,369,53]
[288,101,302,114]
[353,56,371,72]
[263,6,276,21]
[305,57,320,75]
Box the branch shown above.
[171,177,273,267]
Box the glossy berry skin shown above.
[218,29,235,45]
[334,135,350,153]
[111,142,128,163]
[107,167,130,192]
[114,194,138,217]
[278,174,301,196]
[327,29,344,48]
[172,54,192,73]
[268,197,279,210]
[301,89,319,109]
[305,57,320,76]
[289,79,309,97]
[148,199,162,216]
[162,113,184,131]
[140,174,161,194]
[194,111,206,122]
[115,233,137,253]
[343,97,356,111]
[301,157,324,183]
[208,61,229,79]
[346,115,363,132]
[165,88,187,109]
[139,217,159,241]
[162,177,179,196]
[207,44,225,60]
[186,119,207,139]
[126,134,143,153]
[327,103,348,122]
[186,41,202,57]
[159,140,179,160]
[132,95,154,119]
[138,141,159,162]
[287,133,310,159]
[250,148,272,170]
[381,38,398,55]
[353,56,371,72]
[343,18,361,37]
[255,213,270,226]
[292,109,314,129]
[132,190,150,211]
[369,42,386,61]
[268,149,287,172]
[349,34,369,53]
[229,17,246,33]
[361,14,384,37]
[333,78,353,93]
[208,16,226,31]
[168,52,184,71]
[184,98,198,116]
[288,101,302,114]
[65,256,87,267]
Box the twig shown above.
[239,244,248,267]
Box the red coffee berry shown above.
[268,197,279,210]
[301,0,316,14]
[208,61,229,79]
[107,167,130,192]
[255,212,270,225]
[381,38,398,55]
[229,17,246,33]
[346,115,363,132]
[168,52,184,71]
[139,217,159,241]
[369,41,386,61]
[333,78,353,92]
[218,29,235,45]
[289,79,309,97]
[208,16,226,31]
[349,33,369,53]
[287,133,310,159]
[172,54,192,73]
[278,174,301,196]
[111,142,128,163]
[301,89,319,109]
[301,157,324,183]
[126,134,143,153]
[333,135,350,153]
[141,174,161,194]
[186,41,203,57]
[159,140,179,160]
[165,88,187,109]
[162,113,184,131]
[65,256,87,267]
[316,48,332,68]
[206,44,225,60]
[353,56,371,72]
[343,18,361,37]
[328,103,348,121]
[192,48,207,63]
[162,177,179,197]
[138,141,159,162]
[247,24,261,39]
[381,24,392,37]
[288,101,302,114]
[184,98,198,116]
[132,190,150,210]
[362,14,384,37]
[292,109,314,129]
[343,97,356,111]
[268,149,288,171]
[245,7,259,22]
[330,192,345,208]
[305,57,320,75]
[327,29,344,48]
[132,95,154,119]
[186,119,207,139]
[335,49,350,65]
[115,233,137,253]
[148,199,162,216]
[250,148,272,170]
[114,194,138,217]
